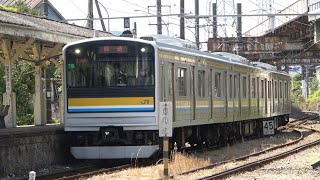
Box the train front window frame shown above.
[65,41,155,88]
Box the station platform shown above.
[0,124,73,177]
[0,124,64,136]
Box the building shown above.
[0,0,64,21]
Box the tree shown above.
[309,73,319,95]
[307,73,320,111]
[291,73,304,104]
[12,61,35,125]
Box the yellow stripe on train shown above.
[68,97,154,106]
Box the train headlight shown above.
[141,48,146,52]
[75,49,81,54]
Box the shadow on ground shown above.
[290,105,305,120]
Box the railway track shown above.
[33,157,158,179]
[29,113,319,180]
[173,114,320,180]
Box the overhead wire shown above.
[67,0,88,26]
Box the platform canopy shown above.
[0,8,113,127]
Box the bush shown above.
[307,89,320,111]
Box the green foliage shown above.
[291,74,304,104]
[0,5,18,12]
[0,1,40,15]
[51,117,60,124]
[307,89,320,104]
[309,75,319,95]
[306,73,320,111]
[12,0,40,15]
[12,60,35,125]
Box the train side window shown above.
[215,72,221,97]
[261,79,264,98]
[242,76,247,98]
[251,77,256,98]
[198,70,205,97]
[177,68,187,96]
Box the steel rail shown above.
[201,138,320,180]
[170,129,303,179]
[171,114,318,179]
[199,121,320,179]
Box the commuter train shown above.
[63,35,290,159]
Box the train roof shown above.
[63,36,288,76]
[140,35,288,76]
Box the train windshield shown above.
[65,40,155,88]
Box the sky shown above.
[50,0,298,50]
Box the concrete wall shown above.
[0,127,73,177]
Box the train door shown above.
[224,71,228,118]
[196,67,209,120]
[234,73,240,120]
[209,69,213,120]
[257,77,262,115]
[257,77,260,115]
[268,80,271,116]
[177,66,190,121]
[160,64,166,101]
[170,63,176,122]
[240,74,248,117]
[264,78,268,115]
[248,74,251,116]
[284,81,288,112]
[272,79,274,114]
[274,79,278,114]
[161,62,175,121]
[279,80,283,113]
[228,73,234,121]
[213,70,223,119]
[190,66,195,120]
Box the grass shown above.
[87,151,210,180]
[169,151,210,175]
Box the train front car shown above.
[63,38,159,159]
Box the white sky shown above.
[51,0,297,49]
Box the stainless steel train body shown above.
[63,36,290,159]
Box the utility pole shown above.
[235,3,242,55]
[94,0,106,31]
[157,0,162,34]
[237,3,242,37]
[212,3,217,38]
[180,0,185,39]
[87,0,93,29]
[43,0,48,17]
[195,0,199,49]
